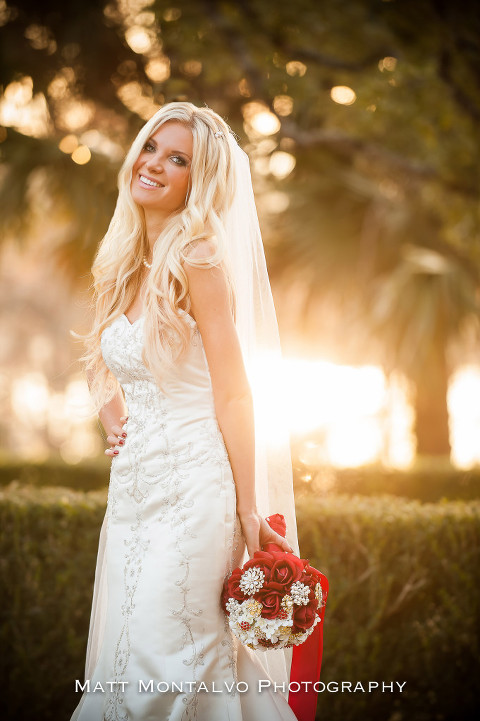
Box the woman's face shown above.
[131,121,193,215]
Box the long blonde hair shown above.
[76,102,236,412]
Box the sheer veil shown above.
[223,130,299,555]
[83,127,299,693]
[221,129,299,688]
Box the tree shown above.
[1,0,480,456]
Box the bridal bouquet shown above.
[222,514,328,651]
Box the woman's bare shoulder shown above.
[183,235,218,263]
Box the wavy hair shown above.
[75,102,236,413]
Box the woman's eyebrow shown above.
[170,149,192,159]
[146,138,191,160]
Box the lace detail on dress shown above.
[172,419,236,716]
[93,314,242,721]
[104,512,151,721]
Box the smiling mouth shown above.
[139,174,164,188]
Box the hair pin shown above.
[214,130,224,138]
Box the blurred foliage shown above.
[293,460,480,503]
[1,0,479,272]
[3,457,480,503]
[1,0,480,453]
[298,493,480,721]
[1,482,479,720]
[0,483,107,721]
[0,457,110,491]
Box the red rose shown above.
[265,514,287,537]
[292,603,317,633]
[298,564,323,600]
[304,563,322,583]
[242,551,276,583]
[223,567,245,606]
[270,553,305,587]
[255,582,285,619]
[298,574,315,597]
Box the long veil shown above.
[222,130,299,691]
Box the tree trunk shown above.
[412,346,451,457]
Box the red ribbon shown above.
[265,514,328,721]
[288,572,328,721]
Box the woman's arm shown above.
[184,244,293,557]
[86,370,128,457]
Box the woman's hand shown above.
[239,510,294,559]
[104,415,128,457]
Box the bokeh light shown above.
[330,85,357,105]
[60,99,95,131]
[145,56,171,82]
[251,111,281,136]
[269,151,296,179]
[125,26,153,54]
[71,145,91,165]
[378,56,398,72]
[58,134,78,154]
[273,95,294,116]
[0,76,50,137]
[286,61,307,77]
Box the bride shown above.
[70,102,301,721]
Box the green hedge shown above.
[3,457,480,502]
[293,462,480,502]
[1,483,479,721]
[1,484,107,721]
[0,459,110,492]
[296,494,480,721]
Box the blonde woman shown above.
[70,102,300,721]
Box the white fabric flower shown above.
[239,567,265,595]
[290,581,310,606]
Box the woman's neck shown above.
[144,210,170,249]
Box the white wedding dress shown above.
[70,310,298,721]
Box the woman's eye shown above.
[171,156,186,166]
[143,142,155,152]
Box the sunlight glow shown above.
[7,357,480,469]
[328,418,384,468]
[448,365,480,468]
[0,76,50,137]
[11,372,50,428]
[11,372,102,464]
[249,357,415,468]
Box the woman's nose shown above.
[145,153,164,173]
